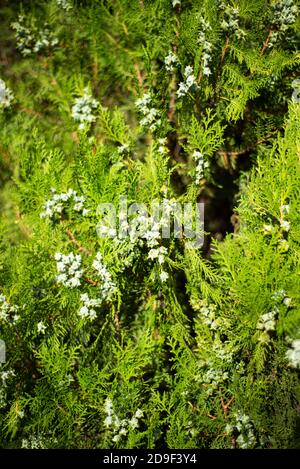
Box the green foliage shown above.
[0,0,299,449]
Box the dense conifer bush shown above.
[0,0,299,448]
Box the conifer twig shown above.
[84,277,99,287]
[66,229,92,256]
[188,401,199,412]
[260,29,273,55]
[217,133,274,159]
[114,310,121,332]
[134,63,144,87]
[213,36,230,105]
[168,75,177,123]
[168,44,178,123]
[221,36,230,64]
[16,210,32,238]
[19,107,43,118]
[221,396,234,416]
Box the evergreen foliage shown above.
[0,0,299,448]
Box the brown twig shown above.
[114,310,121,333]
[260,29,273,56]
[168,71,177,123]
[217,133,274,159]
[220,152,232,174]
[84,277,99,287]
[212,36,230,106]
[221,36,230,64]
[66,229,92,256]
[15,209,32,239]
[19,107,43,118]
[231,213,240,234]
[167,14,180,122]
[134,63,144,88]
[221,396,234,416]
[168,85,176,120]
[188,401,199,413]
